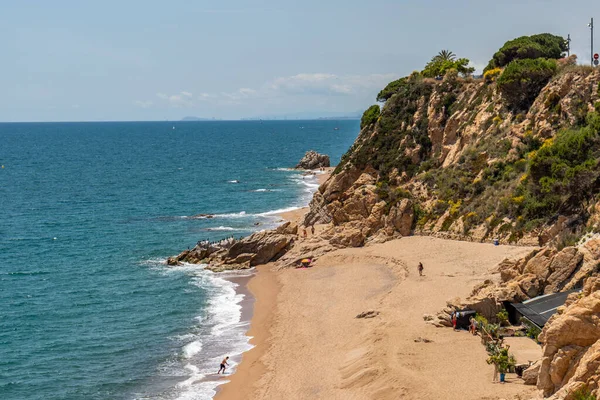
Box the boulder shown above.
[295,150,330,169]
[226,224,297,266]
[329,226,365,248]
[523,247,556,282]
[523,360,541,385]
[385,199,414,236]
[537,290,600,396]
[544,247,583,294]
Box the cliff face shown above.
[305,67,600,247]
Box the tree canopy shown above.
[421,57,475,78]
[433,50,457,62]
[360,105,381,129]
[496,58,557,112]
[485,33,567,72]
[376,77,408,102]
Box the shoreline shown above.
[215,236,541,399]
[214,264,279,399]
[212,167,331,397]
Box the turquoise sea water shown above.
[0,120,358,400]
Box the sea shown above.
[0,120,359,400]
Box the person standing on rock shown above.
[418,262,424,276]
[218,356,229,374]
[311,225,315,235]
[303,227,307,239]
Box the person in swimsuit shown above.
[417,262,424,276]
[218,356,229,374]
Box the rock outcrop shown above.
[169,222,299,272]
[537,277,600,399]
[304,67,600,247]
[295,150,330,170]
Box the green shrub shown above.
[487,347,517,373]
[572,387,596,400]
[520,117,600,219]
[521,318,542,341]
[376,77,408,102]
[485,33,567,71]
[352,77,434,179]
[497,309,509,325]
[360,105,380,129]
[422,57,475,78]
[497,58,558,112]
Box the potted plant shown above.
[487,348,516,383]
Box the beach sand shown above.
[216,234,540,400]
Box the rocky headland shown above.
[175,33,600,399]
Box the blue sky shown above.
[1,0,598,121]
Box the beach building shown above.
[506,289,581,329]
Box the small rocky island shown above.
[295,150,330,169]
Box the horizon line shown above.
[0,117,360,124]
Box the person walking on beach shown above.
[218,356,229,374]
[417,262,424,276]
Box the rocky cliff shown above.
[305,67,600,248]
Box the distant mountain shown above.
[244,111,362,121]
[180,116,215,121]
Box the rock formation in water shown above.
[295,150,330,169]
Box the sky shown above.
[1,0,598,122]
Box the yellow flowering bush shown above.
[484,68,502,83]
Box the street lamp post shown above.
[589,18,594,67]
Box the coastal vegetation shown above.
[328,30,600,246]
[484,33,567,71]
[497,58,558,111]
[360,105,380,129]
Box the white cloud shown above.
[265,73,397,96]
[156,91,194,107]
[146,73,399,110]
[134,100,153,108]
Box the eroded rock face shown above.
[295,150,330,169]
[537,278,600,398]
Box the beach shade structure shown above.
[300,258,312,267]
[507,289,580,328]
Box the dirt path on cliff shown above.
[216,236,539,400]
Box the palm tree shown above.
[433,50,457,62]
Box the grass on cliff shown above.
[515,112,600,221]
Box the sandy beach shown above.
[216,228,541,399]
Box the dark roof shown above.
[511,289,580,328]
